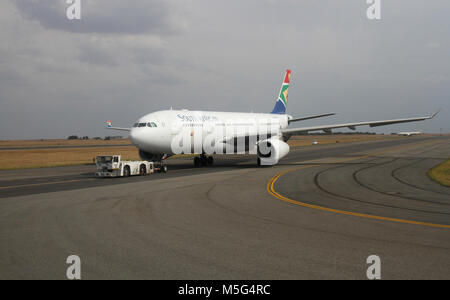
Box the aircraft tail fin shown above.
[271,69,291,114]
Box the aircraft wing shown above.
[105,120,131,131]
[282,110,440,135]
[107,127,131,131]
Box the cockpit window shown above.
[138,123,147,127]
[146,122,157,128]
[151,122,157,128]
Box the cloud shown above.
[1,0,449,139]
[78,43,118,66]
[425,42,441,49]
[13,0,184,35]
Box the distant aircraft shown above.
[397,130,423,136]
[106,70,439,166]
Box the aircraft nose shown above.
[130,129,145,147]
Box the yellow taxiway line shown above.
[267,141,450,229]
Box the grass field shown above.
[0,135,413,170]
[287,134,400,147]
[0,138,131,148]
[428,159,450,187]
[0,147,141,170]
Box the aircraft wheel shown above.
[201,156,208,167]
[123,165,131,177]
[207,156,214,166]
[139,165,146,175]
[194,157,200,167]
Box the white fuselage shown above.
[129,110,290,156]
[108,69,437,165]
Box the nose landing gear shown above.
[194,155,214,167]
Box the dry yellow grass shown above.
[287,134,398,147]
[0,146,140,170]
[0,138,132,148]
[428,159,450,187]
[0,135,401,170]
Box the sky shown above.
[0,0,449,139]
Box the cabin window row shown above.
[133,122,158,128]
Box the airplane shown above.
[396,130,423,136]
[106,70,439,167]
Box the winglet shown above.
[430,109,441,119]
[105,120,131,131]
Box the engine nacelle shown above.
[257,139,290,166]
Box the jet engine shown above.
[257,138,290,166]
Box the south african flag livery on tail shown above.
[271,69,291,114]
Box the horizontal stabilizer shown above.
[289,113,336,124]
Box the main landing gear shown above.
[194,155,214,167]
[156,160,168,173]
